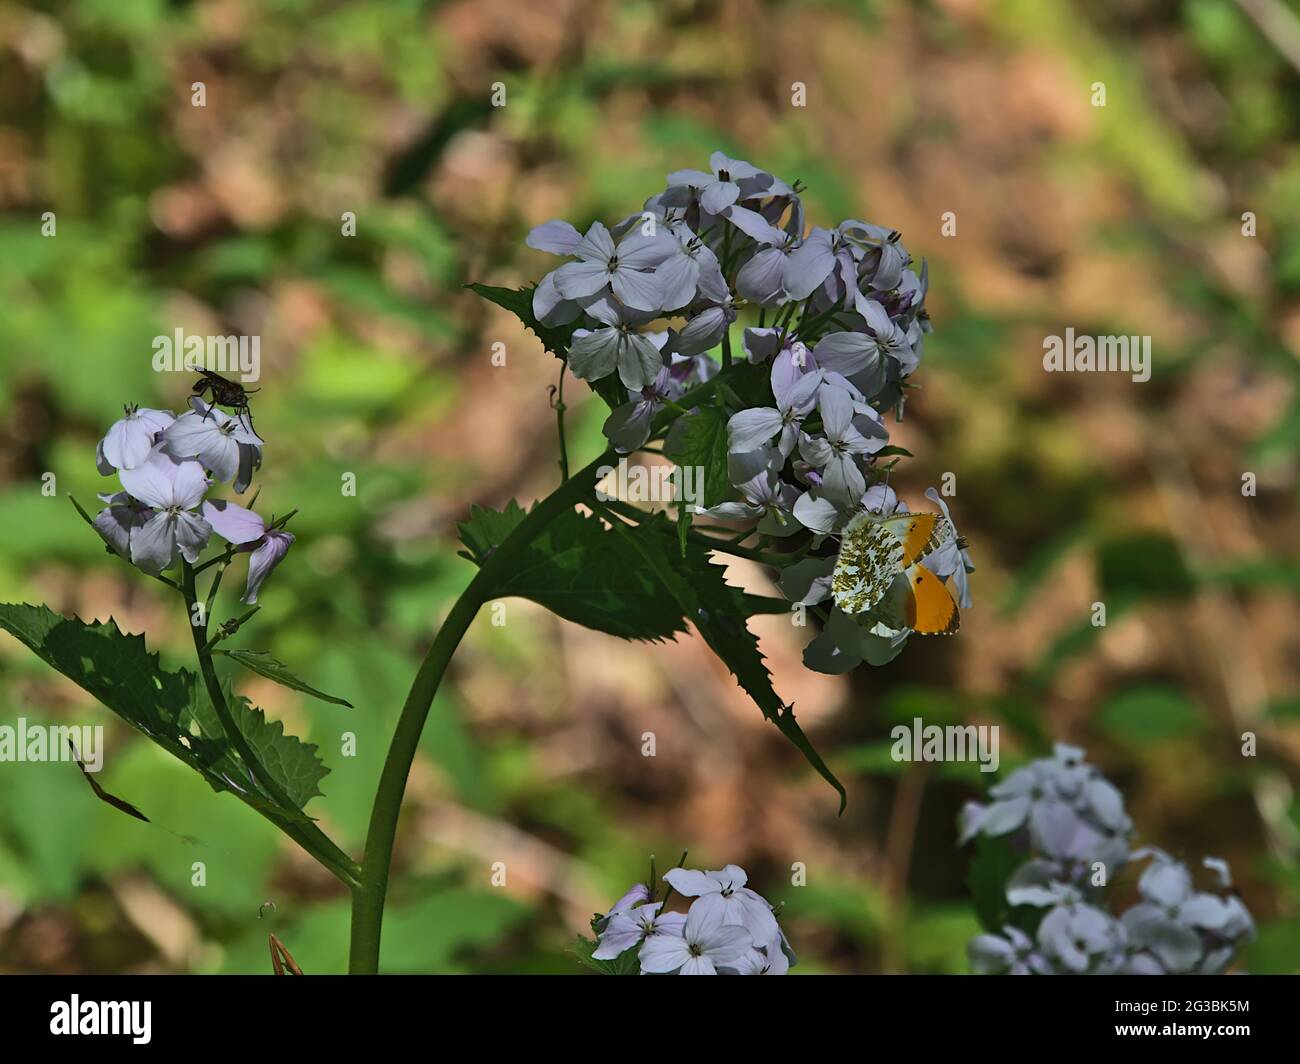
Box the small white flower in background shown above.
[593,901,685,960]
[588,863,792,975]
[117,451,213,574]
[637,898,753,976]
[663,864,781,943]
[202,500,296,604]
[96,405,174,474]
[664,151,782,216]
[962,746,1255,975]
[162,398,263,492]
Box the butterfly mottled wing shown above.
[832,517,904,615]
[904,563,960,634]
[876,512,945,568]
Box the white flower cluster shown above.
[962,744,1255,975]
[592,864,793,975]
[525,152,973,670]
[90,399,292,602]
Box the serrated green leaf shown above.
[217,649,354,708]
[607,514,847,811]
[456,499,528,564]
[457,504,689,642]
[663,405,733,510]
[457,499,845,808]
[0,603,328,820]
[466,282,624,408]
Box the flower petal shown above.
[202,499,267,544]
[129,511,178,574]
[243,530,294,604]
[526,219,583,255]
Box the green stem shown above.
[180,561,359,889]
[346,358,748,972]
[203,605,261,651]
[552,364,570,482]
[347,450,615,973]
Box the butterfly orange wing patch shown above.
[904,563,960,635]
[877,513,943,568]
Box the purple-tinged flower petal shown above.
[568,328,622,383]
[554,259,611,300]
[202,499,267,544]
[526,219,583,255]
[617,333,666,392]
[119,451,205,510]
[724,204,786,245]
[783,229,836,300]
[610,267,662,313]
[728,407,784,452]
[129,511,181,574]
[736,247,788,304]
[243,529,294,604]
[174,511,213,563]
[663,868,720,898]
[100,407,175,472]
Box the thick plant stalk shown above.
[348,374,727,973]
[347,450,615,973]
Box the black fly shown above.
[192,368,259,435]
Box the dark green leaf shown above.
[217,649,354,707]
[1097,532,1194,599]
[457,503,689,642]
[966,833,1028,934]
[1096,683,1207,742]
[607,513,847,811]
[0,603,328,820]
[663,405,733,510]
[458,502,844,807]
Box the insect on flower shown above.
[192,368,259,435]
[831,510,960,634]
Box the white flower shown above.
[118,451,212,574]
[161,398,263,491]
[91,492,151,558]
[202,500,295,604]
[593,901,686,960]
[797,386,876,507]
[637,896,753,975]
[551,221,674,313]
[922,487,975,609]
[568,299,665,392]
[96,405,174,473]
[662,863,781,943]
